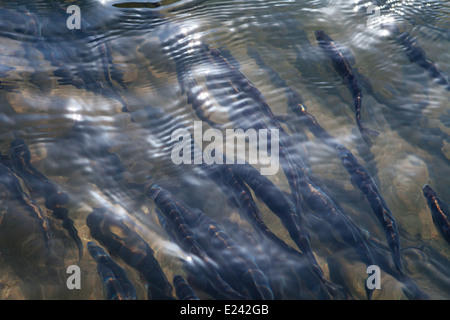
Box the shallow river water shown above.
[0,0,449,300]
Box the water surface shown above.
[0,0,449,299]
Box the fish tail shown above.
[359,124,379,147]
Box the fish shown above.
[382,23,450,91]
[194,209,274,300]
[248,47,381,185]
[162,28,350,299]
[315,30,379,147]
[87,241,137,300]
[230,163,295,220]
[229,163,325,268]
[204,164,348,299]
[165,30,312,260]
[247,47,338,148]
[21,2,129,109]
[190,45,348,297]
[0,157,53,252]
[151,185,275,300]
[86,207,174,299]
[336,145,403,274]
[207,164,310,263]
[221,217,335,299]
[10,138,83,259]
[0,62,17,92]
[422,184,450,245]
[147,185,246,300]
[96,38,129,110]
[173,275,200,300]
[245,52,381,286]
[298,170,378,298]
[112,2,162,8]
[200,48,323,282]
[369,240,430,300]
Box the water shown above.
[0,0,449,300]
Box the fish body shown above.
[210,164,311,263]
[148,185,274,300]
[10,138,83,259]
[86,207,174,299]
[422,184,450,245]
[173,275,200,300]
[315,30,379,146]
[147,185,245,300]
[336,145,403,273]
[199,217,274,300]
[88,241,137,300]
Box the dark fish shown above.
[0,158,52,252]
[97,39,129,110]
[10,138,83,259]
[422,184,450,245]
[315,30,379,146]
[206,47,280,124]
[230,163,295,220]
[382,23,450,91]
[86,207,174,299]
[299,173,379,299]
[151,194,238,300]
[221,217,333,300]
[247,47,338,148]
[0,62,17,92]
[201,48,322,283]
[223,55,402,295]
[208,164,310,264]
[229,163,334,279]
[193,47,347,297]
[153,208,241,301]
[195,209,274,300]
[113,2,161,8]
[163,29,341,299]
[336,145,403,273]
[368,238,430,300]
[148,185,275,300]
[248,47,381,185]
[173,275,200,300]
[147,185,246,300]
[87,241,137,300]
[163,187,275,301]
[179,169,343,299]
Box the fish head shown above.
[336,144,350,158]
[422,184,437,199]
[87,241,108,260]
[315,30,332,43]
[336,144,355,169]
[314,30,325,39]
